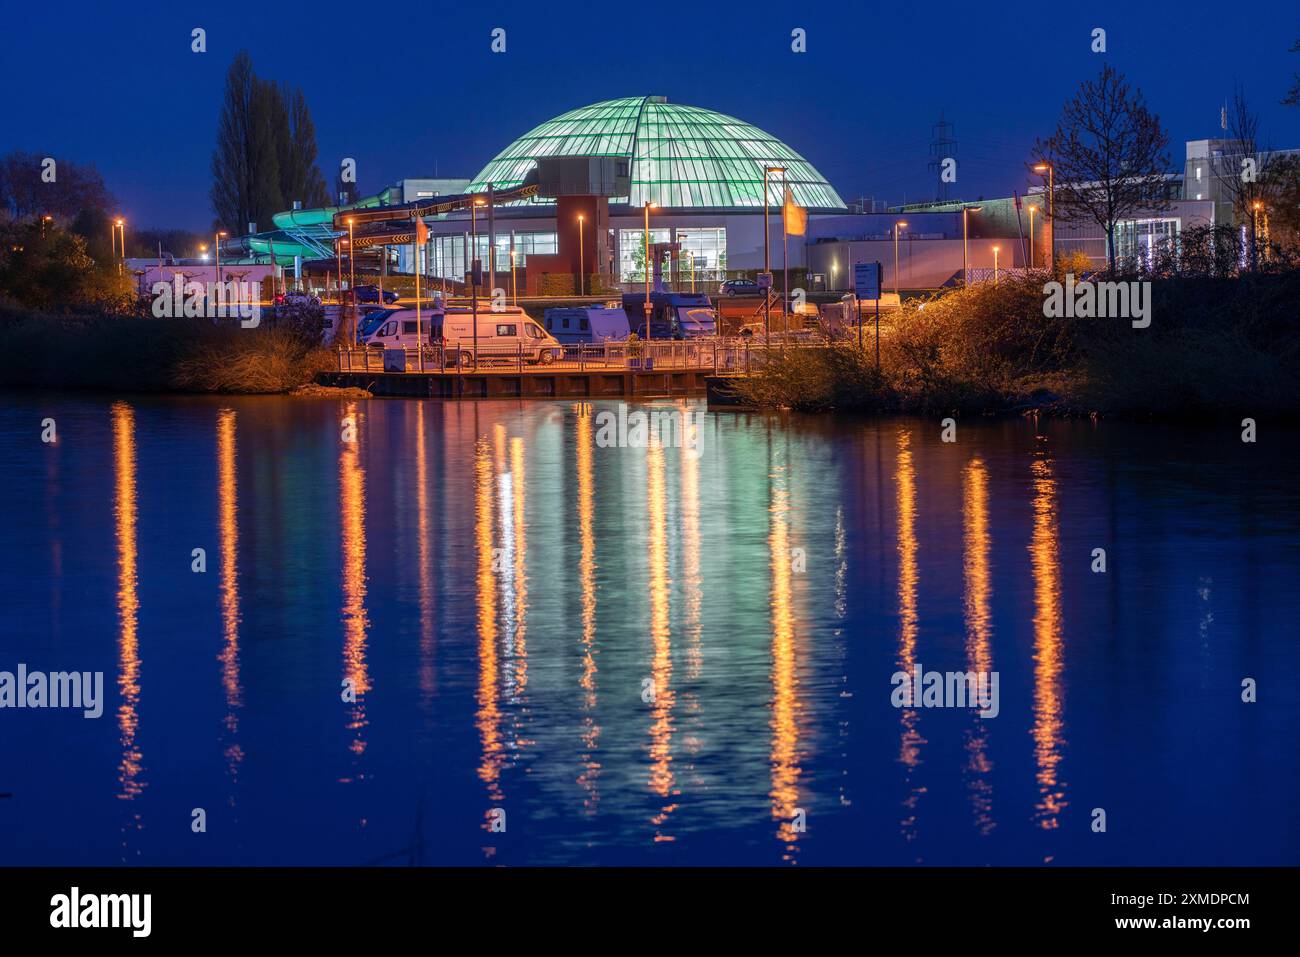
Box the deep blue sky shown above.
[4,0,1297,230]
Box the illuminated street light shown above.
[763,165,786,345]
[893,220,908,298]
[992,245,1000,284]
[1033,163,1054,271]
[577,213,586,296]
[643,201,657,342]
[215,230,227,285]
[472,198,488,367]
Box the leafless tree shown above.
[1032,65,1172,273]
[1215,86,1274,269]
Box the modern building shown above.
[222,101,1296,294]
[400,95,847,291]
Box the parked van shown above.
[359,308,437,351]
[360,305,563,365]
[622,292,717,339]
[439,306,562,365]
[543,304,631,344]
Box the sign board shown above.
[853,262,882,300]
[383,348,407,372]
[756,271,773,290]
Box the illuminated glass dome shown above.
[467,96,846,211]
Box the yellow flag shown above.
[783,186,806,236]
[415,216,428,245]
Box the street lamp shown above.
[762,165,786,345]
[113,218,126,275]
[198,243,208,261]
[471,198,487,367]
[346,218,357,344]
[41,215,51,239]
[1027,205,1038,269]
[643,201,656,342]
[215,230,227,285]
[510,248,517,306]
[577,213,585,296]
[992,245,1000,284]
[893,220,908,298]
[1033,163,1054,272]
[961,206,982,286]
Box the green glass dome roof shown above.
[466,96,846,211]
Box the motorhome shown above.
[361,304,563,365]
[621,291,717,339]
[543,304,631,344]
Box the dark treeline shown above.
[210,51,331,235]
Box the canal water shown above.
[2,393,1297,866]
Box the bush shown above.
[732,267,1300,417]
[0,304,332,393]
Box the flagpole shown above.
[782,171,789,332]
[413,213,423,372]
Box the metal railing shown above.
[335,337,785,375]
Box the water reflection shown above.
[475,436,504,810]
[646,439,677,840]
[962,458,995,836]
[415,402,436,700]
[575,406,600,812]
[5,398,1296,867]
[768,453,802,858]
[339,403,370,776]
[216,409,243,792]
[111,401,144,808]
[1029,441,1067,833]
[895,429,925,844]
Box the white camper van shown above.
[361,305,563,366]
[439,306,563,366]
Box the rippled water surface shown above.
[1,392,1297,865]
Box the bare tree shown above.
[1284,38,1300,108]
[1033,65,1172,273]
[1215,86,1274,269]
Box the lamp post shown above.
[961,206,982,286]
[215,230,227,286]
[114,219,126,276]
[893,220,908,298]
[472,198,486,368]
[510,249,517,306]
[762,165,785,345]
[781,168,789,328]
[577,213,585,296]
[643,201,656,342]
[346,217,356,343]
[199,243,208,261]
[1033,163,1054,272]
[41,215,51,239]
[1027,205,1038,269]
[992,245,1000,284]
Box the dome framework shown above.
[467,96,846,211]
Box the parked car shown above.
[353,284,399,304]
[720,278,761,297]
